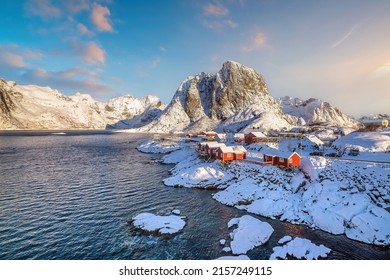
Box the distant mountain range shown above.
[0,61,366,131]
[0,78,164,130]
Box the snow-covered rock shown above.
[172,209,181,215]
[270,237,331,260]
[279,96,360,128]
[137,139,180,154]
[132,213,186,234]
[124,61,293,133]
[215,255,250,260]
[0,78,164,130]
[164,158,234,189]
[278,235,292,244]
[228,215,274,255]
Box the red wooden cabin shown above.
[205,142,225,158]
[232,146,247,160]
[245,132,266,145]
[263,151,301,167]
[216,146,235,161]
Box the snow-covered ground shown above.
[270,237,331,260]
[132,213,186,234]
[160,141,390,246]
[331,131,390,162]
[136,134,390,259]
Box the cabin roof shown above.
[263,147,301,159]
[231,145,247,153]
[206,142,226,148]
[218,146,234,153]
[248,131,266,138]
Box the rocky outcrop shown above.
[279,97,360,128]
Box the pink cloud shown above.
[24,0,61,19]
[203,3,229,16]
[91,3,113,32]
[1,53,26,68]
[241,32,267,52]
[83,42,106,65]
[77,23,94,36]
[59,67,97,78]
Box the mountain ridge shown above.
[1,61,363,131]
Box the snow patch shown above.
[132,213,186,234]
[228,215,274,255]
[270,237,331,260]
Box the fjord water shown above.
[0,131,388,260]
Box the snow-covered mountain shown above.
[278,96,360,128]
[126,61,293,133]
[0,78,164,130]
[1,61,364,132]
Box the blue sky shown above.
[0,0,389,117]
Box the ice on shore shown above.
[137,139,180,154]
[228,215,274,255]
[270,237,331,260]
[132,213,186,234]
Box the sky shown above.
[0,0,389,117]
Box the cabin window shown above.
[279,157,284,163]
[288,158,292,164]
[227,153,232,157]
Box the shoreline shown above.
[137,136,390,259]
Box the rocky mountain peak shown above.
[135,61,290,132]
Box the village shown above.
[136,121,390,254]
[189,131,303,168]
[185,117,390,171]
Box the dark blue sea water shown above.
[0,131,388,260]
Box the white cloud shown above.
[202,19,238,31]
[203,3,229,16]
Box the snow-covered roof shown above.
[232,146,247,153]
[304,135,324,146]
[218,146,234,153]
[248,131,266,137]
[206,142,226,148]
[234,133,244,138]
[263,147,301,159]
